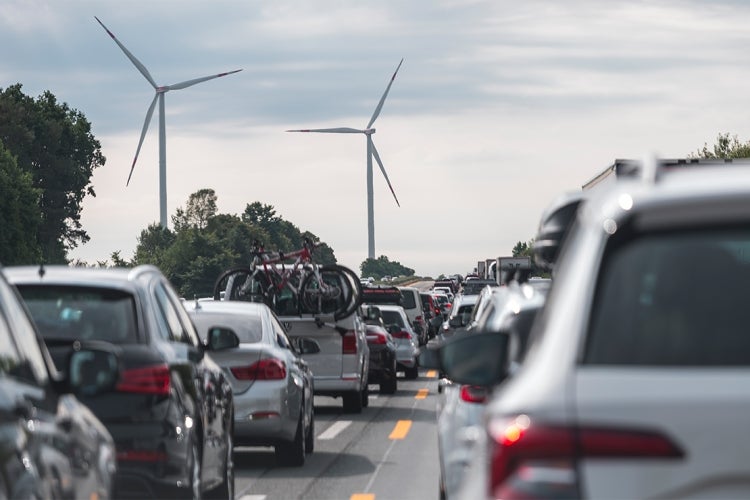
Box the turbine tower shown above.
[288,59,403,260]
[95,16,242,228]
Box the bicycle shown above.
[213,239,362,320]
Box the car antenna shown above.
[37,263,45,279]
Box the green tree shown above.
[0,84,104,262]
[0,140,41,264]
[512,241,531,257]
[360,255,415,279]
[691,132,750,159]
[172,188,218,231]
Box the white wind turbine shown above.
[288,59,403,260]
[95,16,242,228]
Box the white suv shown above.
[434,159,750,499]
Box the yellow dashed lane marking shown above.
[415,388,429,399]
[389,420,412,440]
[351,495,375,500]
[426,369,437,378]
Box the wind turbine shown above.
[95,16,242,228]
[288,59,403,260]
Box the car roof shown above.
[3,265,161,291]
[182,299,266,318]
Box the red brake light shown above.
[116,364,170,395]
[116,450,168,462]
[367,332,388,345]
[459,385,487,404]
[231,358,286,380]
[391,331,410,339]
[342,330,357,354]
[487,415,683,499]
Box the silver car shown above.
[376,304,420,379]
[183,300,315,467]
[436,280,549,500]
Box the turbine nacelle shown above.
[364,128,376,136]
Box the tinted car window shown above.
[400,290,416,309]
[380,310,405,328]
[190,313,263,343]
[585,228,750,366]
[17,285,138,344]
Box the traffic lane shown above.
[234,370,440,500]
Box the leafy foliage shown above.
[0,84,104,263]
[360,255,415,279]
[691,133,750,159]
[0,140,41,264]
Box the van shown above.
[397,286,427,345]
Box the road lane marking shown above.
[426,369,437,378]
[351,495,375,500]
[239,496,266,500]
[318,420,352,440]
[415,388,429,399]
[389,420,412,440]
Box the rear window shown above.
[189,313,263,343]
[17,285,138,344]
[400,290,416,309]
[380,309,406,328]
[585,227,750,366]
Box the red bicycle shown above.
[213,238,362,319]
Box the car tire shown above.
[342,390,363,413]
[304,408,314,454]
[380,375,397,394]
[361,385,369,408]
[276,415,305,467]
[405,365,419,380]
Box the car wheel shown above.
[405,365,419,380]
[342,390,363,413]
[275,415,305,467]
[361,384,369,408]
[304,408,315,454]
[208,424,234,499]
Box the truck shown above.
[496,256,531,285]
[476,260,486,280]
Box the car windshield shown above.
[586,227,750,366]
[17,285,139,344]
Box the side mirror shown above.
[68,347,120,397]
[207,327,240,350]
[293,337,321,355]
[439,331,510,387]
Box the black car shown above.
[5,265,235,499]
[365,324,398,394]
[0,266,118,499]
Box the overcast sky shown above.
[3,0,750,278]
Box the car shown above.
[375,304,420,379]
[420,292,443,339]
[6,264,235,499]
[431,292,453,319]
[183,299,315,466]
[439,293,479,342]
[397,286,428,346]
[441,158,750,499]
[365,323,398,394]
[432,286,454,301]
[432,279,549,500]
[459,278,497,295]
[0,265,118,500]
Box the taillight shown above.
[391,331,411,339]
[231,358,286,380]
[342,330,357,354]
[487,415,684,499]
[367,332,388,345]
[116,450,168,462]
[459,385,487,404]
[116,364,170,395]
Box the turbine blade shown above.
[95,16,158,89]
[371,140,400,207]
[286,127,363,134]
[367,58,403,129]
[166,69,243,91]
[126,94,159,186]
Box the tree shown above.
[0,84,104,262]
[512,241,531,257]
[360,255,415,279]
[691,133,750,159]
[172,188,218,231]
[0,140,41,264]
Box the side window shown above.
[0,282,47,384]
[154,283,188,344]
[270,314,292,349]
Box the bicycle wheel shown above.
[299,265,362,318]
[213,267,276,306]
[327,264,363,320]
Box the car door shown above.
[268,310,310,414]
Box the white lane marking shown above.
[318,420,352,440]
[239,496,266,500]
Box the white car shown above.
[442,159,750,499]
[376,304,420,379]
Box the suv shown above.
[6,265,236,498]
[434,159,750,499]
[397,286,428,345]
